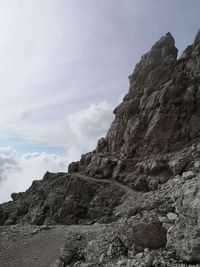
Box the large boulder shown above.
[126,222,167,250]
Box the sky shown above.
[0,0,200,202]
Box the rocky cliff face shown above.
[1,31,200,267]
[74,31,200,180]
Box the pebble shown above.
[158,215,169,223]
[182,171,195,180]
[99,252,105,264]
[117,259,127,266]
[136,252,143,259]
[166,212,178,221]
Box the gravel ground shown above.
[0,225,66,267]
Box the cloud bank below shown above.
[0,149,67,203]
[0,101,114,203]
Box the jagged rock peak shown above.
[129,32,178,84]
[193,29,200,47]
[97,30,200,159]
[179,29,200,59]
[152,32,176,54]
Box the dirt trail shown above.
[0,224,107,267]
[0,172,134,267]
[0,226,65,267]
[73,172,134,194]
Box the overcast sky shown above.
[0,0,200,202]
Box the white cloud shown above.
[67,101,114,150]
[0,147,20,180]
[0,100,114,148]
[0,148,68,203]
[0,101,114,203]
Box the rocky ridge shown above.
[0,30,200,266]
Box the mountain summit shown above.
[1,31,200,266]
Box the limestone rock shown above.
[166,212,178,221]
[182,170,195,180]
[68,161,79,173]
[167,176,200,263]
[169,159,188,175]
[0,172,125,225]
[126,223,167,249]
[71,29,200,193]
[0,30,200,266]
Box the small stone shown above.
[130,259,137,266]
[117,259,127,266]
[136,252,143,259]
[127,250,135,259]
[169,160,188,175]
[163,222,173,230]
[150,250,160,258]
[158,216,169,223]
[144,253,154,266]
[144,248,149,253]
[107,244,113,256]
[173,175,181,183]
[31,228,39,235]
[99,252,105,264]
[143,249,150,257]
[153,259,162,267]
[194,161,200,168]
[166,212,178,221]
[75,234,82,240]
[167,225,174,234]
[40,224,50,230]
[50,259,63,267]
[182,171,195,180]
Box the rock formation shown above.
[0,30,200,267]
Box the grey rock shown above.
[135,252,143,259]
[50,259,64,267]
[166,212,178,221]
[144,253,154,266]
[85,240,100,262]
[0,172,125,225]
[99,252,105,264]
[117,259,127,266]
[169,159,188,175]
[68,161,79,173]
[182,170,195,180]
[1,30,200,266]
[126,223,167,249]
[167,176,200,263]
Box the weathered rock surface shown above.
[126,222,167,249]
[74,30,200,188]
[0,172,125,225]
[167,175,200,263]
[1,30,200,266]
